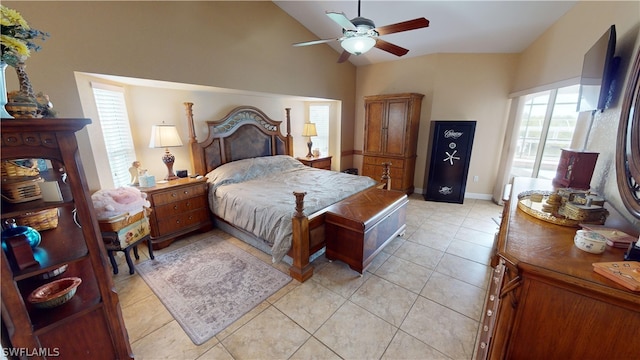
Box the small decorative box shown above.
[139,174,156,188]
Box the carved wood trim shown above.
[616,48,640,218]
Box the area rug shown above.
[136,235,291,345]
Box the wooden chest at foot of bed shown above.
[324,188,408,274]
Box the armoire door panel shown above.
[385,100,409,156]
[364,101,385,154]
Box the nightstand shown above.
[297,156,332,170]
[140,177,212,249]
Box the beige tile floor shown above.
[111,195,502,359]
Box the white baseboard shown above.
[464,192,494,201]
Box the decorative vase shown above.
[1,219,41,251]
[14,61,36,100]
[6,61,40,118]
[0,61,13,119]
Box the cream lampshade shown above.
[149,123,183,180]
[301,123,318,158]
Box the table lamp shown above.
[149,123,183,180]
[302,122,317,158]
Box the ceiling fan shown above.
[293,0,429,63]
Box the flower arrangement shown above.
[0,5,54,118]
[0,5,48,67]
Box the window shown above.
[308,103,330,156]
[91,83,136,187]
[510,84,581,179]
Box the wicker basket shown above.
[98,207,152,232]
[1,177,44,203]
[1,160,40,178]
[15,208,59,231]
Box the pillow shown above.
[206,155,304,189]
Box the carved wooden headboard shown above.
[184,103,293,176]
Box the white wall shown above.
[355,53,519,198]
[4,1,357,191]
[75,72,342,188]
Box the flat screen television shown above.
[576,24,619,112]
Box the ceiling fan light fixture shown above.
[341,36,376,55]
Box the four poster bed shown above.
[184,102,390,281]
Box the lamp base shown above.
[306,139,314,158]
[162,149,178,181]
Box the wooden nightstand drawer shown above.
[297,156,332,170]
[156,209,210,236]
[151,183,206,205]
[140,178,212,249]
[154,196,207,218]
[312,158,331,169]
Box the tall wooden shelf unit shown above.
[1,119,133,359]
[361,93,424,194]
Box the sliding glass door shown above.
[510,85,581,179]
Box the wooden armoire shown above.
[362,93,424,194]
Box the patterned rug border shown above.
[136,235,291,345]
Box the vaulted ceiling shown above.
[274,0,577,66]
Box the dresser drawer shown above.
[363,165,404,180]
[151,183,206,206]
[154,196,207,219]
[476,262,506,359]
[363,156,405,169]
[156,209,210,236]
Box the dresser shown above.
[297,156,332,170]
[477,177,640,359]
[1,118,133,359]
[141,177,212,249]
[361,93,424,194]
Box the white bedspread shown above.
[206,155,377,262]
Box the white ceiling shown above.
[274,0,578,66]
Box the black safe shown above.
[424,121,476,203]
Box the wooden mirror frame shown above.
[615,48,640,219]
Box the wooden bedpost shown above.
[184,102,205,176]
[381,162,391,190]
[290,191,313,282]
[285,108,294,156]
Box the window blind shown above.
[309,104,330,155]
[91,83,136,188]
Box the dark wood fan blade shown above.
[326,11,357,31]
[293,38,337,47]
[375,18,429,36]
[337,50,351,63]
[375,39,409,57]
